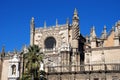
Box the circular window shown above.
[44,37,56,49]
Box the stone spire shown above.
[115,20,120,36]
[73,8,79,21]
[30,17,35,46]
[115,26,119,37]
[1,46,5,57]
[14,49,17,54]
[31,17,35,29]
[114,21,120,46]
[115,22,118,27]
[112,26,114,32]
[66,18,69,26]
[74,8,77,14]
[90,27,93,41]
[56,19,58,27]
[71,8,80,53]
[91,26,96,40]
[44,21,46,28]
[90,26,97,48]
[101,30,104,39]
[101,25,107,39]
[72,8,80,40]
[23,45,28,54]
[86,35,89,44]
[103,25,107,36]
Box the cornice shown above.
[85,46,120,52]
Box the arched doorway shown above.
[44,37,56,49]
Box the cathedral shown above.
[0,9,120,80]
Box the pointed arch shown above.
[44,37,56,49]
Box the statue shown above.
[12,65,16,75]
[40,62,44,71]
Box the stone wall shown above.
[0,60,2,80]
[46,72,120,80]
[1,59,9,80]
[85,47,120,64]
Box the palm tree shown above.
[23,45,43,80]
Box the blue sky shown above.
[0,0,120,52]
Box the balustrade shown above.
[45,63,120,73]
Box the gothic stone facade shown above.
[0,9,120,80]
[30,9,120,80]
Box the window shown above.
[44,37,56,49]
[11,65,16,75]
[94,78,99,80]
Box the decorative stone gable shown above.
[8,54,20,80]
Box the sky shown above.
[0,0,120,52]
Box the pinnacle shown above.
[104,25,106,29]
[66,18,69,25]
[74,8,78,15]
[31,17,35,23]
[73,8,79,20]
[32,17,34,20]
[44,21,46,28]
[56,19,58,27]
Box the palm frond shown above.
[23,45,43,79]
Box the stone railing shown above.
[60,46,71,52]
[42,48,58,53]
[45,63,120,73]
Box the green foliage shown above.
[20,74,31,80]
[22,45,45,80]
[40,70,46,76]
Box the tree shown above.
[22,45,43,80]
